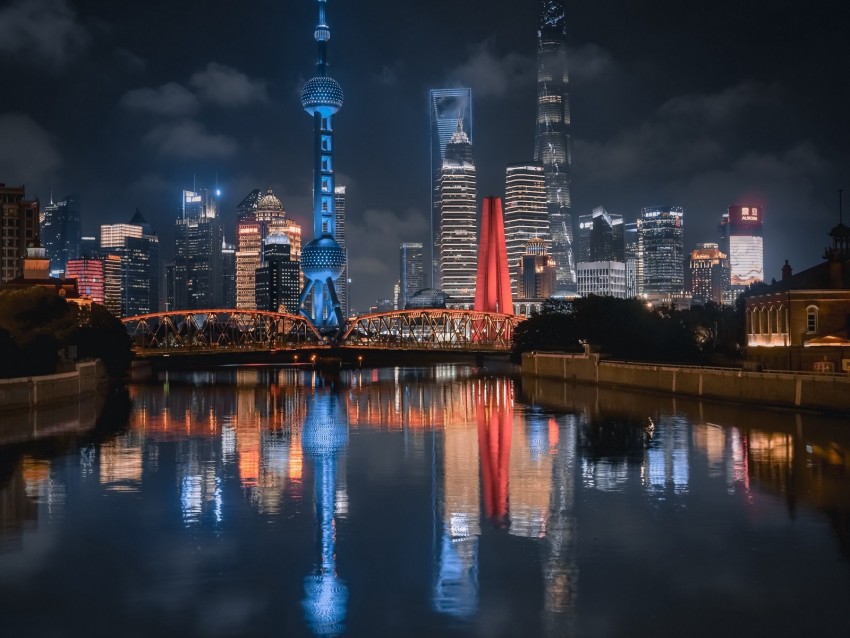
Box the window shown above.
[806,305,818,333]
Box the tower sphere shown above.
[301,77,343,115]
[300,235,346,282]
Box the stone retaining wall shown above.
[0,361,106,411]
[522,353,850,413]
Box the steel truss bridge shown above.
[122,309,520,357]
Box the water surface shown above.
[1,366,849,637]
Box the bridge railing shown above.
[122,309,325,354]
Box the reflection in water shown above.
[1,369,850,635]
[301,378,349,637]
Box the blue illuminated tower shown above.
[299,0,346,331]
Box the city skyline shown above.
[1,0,848,308]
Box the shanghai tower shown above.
[534,0,576,294]
[298,0,346,330]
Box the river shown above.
[1,365,849,637]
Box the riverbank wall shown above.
[521,353,850,413]
[0,360,107,412]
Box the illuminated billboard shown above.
[728,205,763,234]
[729,235,764,286]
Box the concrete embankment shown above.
[0,360,107,412]
[522,353,850,413]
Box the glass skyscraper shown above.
[399,242,424,309]
[439,121,477,307]
[174,189,223,310]
[637,206,685,295]
[535,0,575,294]
[40,195,81,277]
[504,164,549,297]
[430,88,472,288]
[576,207,624,264]
[100,210,160,316]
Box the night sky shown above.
[1,0,848,309]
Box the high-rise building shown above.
[721,205,764,296]
[637,206,685,296]
[65,258,104,303]
[577,261,628,298]
[535,0,575,294]
[102,254,123,317]
[222,240,236,308]
[624,222,639,297]
[577,206,624,263]
[236,189,262,224]
[504,164,549,297]
[174,189,223,310]
[1,184,39,284]
[80,236,98,259]
[334,186,349,317]
[518,238,557,300]
[399,242,424,309]
[439,120,477,307]
[236,222,265,310]
[40,195,81,277]
[430,88,472,288]
[101,210,160,316]
[255,233,301,313]
[689,242,730,305]
[298,0,347,330]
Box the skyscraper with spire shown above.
[298,0,346,330]
[535,0,576,294]
[430,88,472,288]
[439,119,477,307]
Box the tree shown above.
[72,303,132,377]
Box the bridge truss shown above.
[122,309,324,355]
[123,309,521,355]
[339,310,519,351]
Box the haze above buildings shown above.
[1,0,848,308]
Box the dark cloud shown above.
[120,83,199,117]
[347,208,428,294]
[144,120,238,159]
[449,39,534,97]
[0,113,61,185]
[189,63,269,108]
[0,0,88,66]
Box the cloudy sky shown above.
[1,0,848,309]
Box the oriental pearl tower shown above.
[298,0,346,332]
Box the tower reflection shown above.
[301,374,349,636]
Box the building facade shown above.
[222,240,236,308]
[577,206,624,263]
[577,261,627,299]
[255,233,301,314]
[439,121,478,307]
[65,258,104,303]
[689,242,730,305]
[399,242,424,309]
[721,205,764,297]
[504,164,549,297]
[100,210,160,316]
[40,196,81,277]
[518,238,556,300]
[535,0,575,294]
[638,206,685,296]
[334,185,349,317]
[1,184,39,284]
[174,189,223,310]
[430,88,473,288]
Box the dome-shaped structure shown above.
[301,76,344,115]
[301,235,346,282]
[257,188,284,213]
[405,288,449,310]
